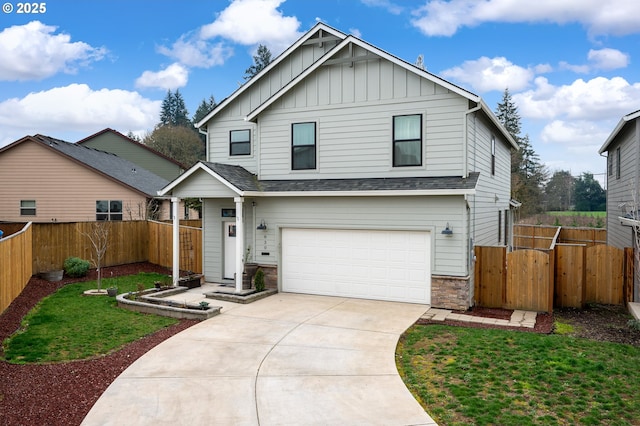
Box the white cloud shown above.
[199,0,302,53]
[411,0,640,37]
[135,63,189,90]
[0,84,160,145]
[540,119,608,147]
[559,48,629,74]
[440,56,535,92]
[587,48,629,70]
[157,35,233,68]
[514,76,640,121]
[349,28,363,38]
[0,21,106,81]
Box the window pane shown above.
[394,115,420,140]
[231,142,251,155]
[96,200,108,213]
[293,146,316,170]
[230,129,250,143]
[20,200,36,216]
[394,140,421,166]
[292,123,315,146]
[96,214,109,221]
[21,200,36,208]
[110,213,123,221]
[110,201,122,213]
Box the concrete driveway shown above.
[82,293,437,425]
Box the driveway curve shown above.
[82,293,437,425]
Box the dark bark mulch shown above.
[0,263,199,426]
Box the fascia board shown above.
[243,188,476,197]
[195,23,347,129]
[599,110,640,154]
[479,99,519,150]
[157,162,243,196]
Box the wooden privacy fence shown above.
[148,220,202,274]
[514,224,606,250]
[475,244,630,312]
[0,220,203,313]
[0,223,33,313]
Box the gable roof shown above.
[159,161,478,197]
[1,134,169,197]
[598,109,640,154]
[195,23,347,129]
[76,127,187,169]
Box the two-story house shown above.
[159,23,517,310]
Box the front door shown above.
[224,222,236,279]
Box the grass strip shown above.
[397,325,640,425]
[2,272,177,363]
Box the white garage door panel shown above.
[282,228,431,304]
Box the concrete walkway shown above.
[82,291,437,426]
[421,308,538,328]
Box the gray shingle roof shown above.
[203,162,479,193]
[34,134,169,196]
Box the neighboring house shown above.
[159,23,517,310]
[77,128,186,181]
[77,128,196,219]
[0,134,171,222]
[598,109,640,250]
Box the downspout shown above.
[465,104,482,242]
[171,197,180,286]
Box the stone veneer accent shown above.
[430,275,471,311]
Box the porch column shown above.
[234,197,244,292]
[172,197,180,286]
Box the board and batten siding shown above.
[200,196,468,283]
[605,124,637,249]
[466,112,512,246]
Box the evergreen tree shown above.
[495,89,547,216]
[192,95,217,126]
[159,89,191,128]
[244,44,272,80]
[574,173,606,211]
[143,125,204,168]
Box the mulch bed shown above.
[416,306,555,334]
[0,263,199,426]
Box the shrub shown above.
[63,257,90,277]
[254,268,265,292]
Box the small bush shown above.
[628,319,640,331]
[63,257,90,278]
[254,268,265,292]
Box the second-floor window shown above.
[292,122,316,170]
[96,200,122,221]
[393,114,422,167]
[230,129,251,156]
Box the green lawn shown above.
[548,211,606,217]
[397,325,640,425]
[1,272,177,363]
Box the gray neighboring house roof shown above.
[32,134,169,196]
[199,162,479,194]
[598,109,640,154]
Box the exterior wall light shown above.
[257,220,267,230]
[441,223,453,235]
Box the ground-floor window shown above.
[20,200,36,216]
[96,200,123,221]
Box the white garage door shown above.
[282,228,431,304]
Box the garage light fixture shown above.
[257,219,267,230]
[441,223,453,235]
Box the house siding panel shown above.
[0,140,149,222]
[606,124,637,249]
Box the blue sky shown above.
[1,0,639,185]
